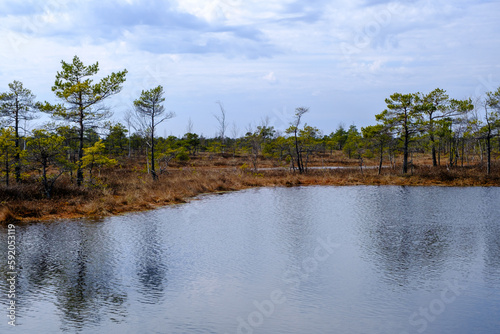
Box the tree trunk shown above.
[402,127,409,174]
[450,139,455,167]
[461,138,465,168]
[5,150,9,187]
[438,141,441,165]
[429,120,437,167]
[304,150,310,172]
[378,142,383,175]
[89,162,93,183]
[430,135,437,167]
[150,113,157,181]
[77,103,84,186]
[294,130,303,174]
[14,104,21,183]
[487,132,491,175]
[42,161,51,199]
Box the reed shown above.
[1,155,498,222]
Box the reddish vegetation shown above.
[1,152,499,223]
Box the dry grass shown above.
[1,154,499,223]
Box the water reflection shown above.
[353,187,457,289]
[0,186,499,334]
[483,220,500,287]
[134,220,168,304]
[0,222,129,331]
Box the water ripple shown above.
[1,186,499,333]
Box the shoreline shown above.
[1,164,499,223]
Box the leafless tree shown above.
[289,107,309,173]
[186,117,194,134]
[123,110,134,157]
[214,101,227,153]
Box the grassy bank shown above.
[1,154,499,223]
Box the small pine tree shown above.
[81,140,117,184]
[0,128,17,186]
[26,130,69,198]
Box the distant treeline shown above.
[1,56,500,197]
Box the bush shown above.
[176,151,190,161]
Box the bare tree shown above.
[123,110,134,157]
[186,117,194,134]
[214,101,227,153]
[230,121,239,157]
[287,107,309,174]
[230,121,239,139]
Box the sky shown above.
[1,0,499,138]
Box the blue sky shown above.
[1,0,499,137]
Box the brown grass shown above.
[1,153,499,223]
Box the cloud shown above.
[280,0,328,23]
[0,0,54,16]
[0,2,219,57]
[0,0,283,58]
[1,0,500,137]
[263,71,278,84]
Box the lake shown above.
[1,186,500,333]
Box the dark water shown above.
[1,186,500,334]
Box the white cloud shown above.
[0,0,499,136]
[263,71,278,84]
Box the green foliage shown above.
[26,129,70,198]
[26,130,68,166]
[3,64,500,189]
[242,123,276,169]
[134,85,166,120]
[415,88,474,166]
[256,124,276,141]
[82,140,117,182]
[0,80,39,182]
[175,148,190,162]
[0,80,39,126]
[182,132,200,155]
[0,80,38,125]
[129,133,147,154]
[104,122,128,155]
[376,93,423,135]
[285,107,310,173]
[485,88,500,128]
[49,55,127,125]
[133,85,174,180]
[329,124,348,150]
[54,125,79,165]
[342,125,362,159]
[0,128,18,186]
[481,87,500,173]
[206,141,223,154]
[44,55,127,186]
[362,124,393,173]
[376,93,424,173]
[85,128,100,145]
